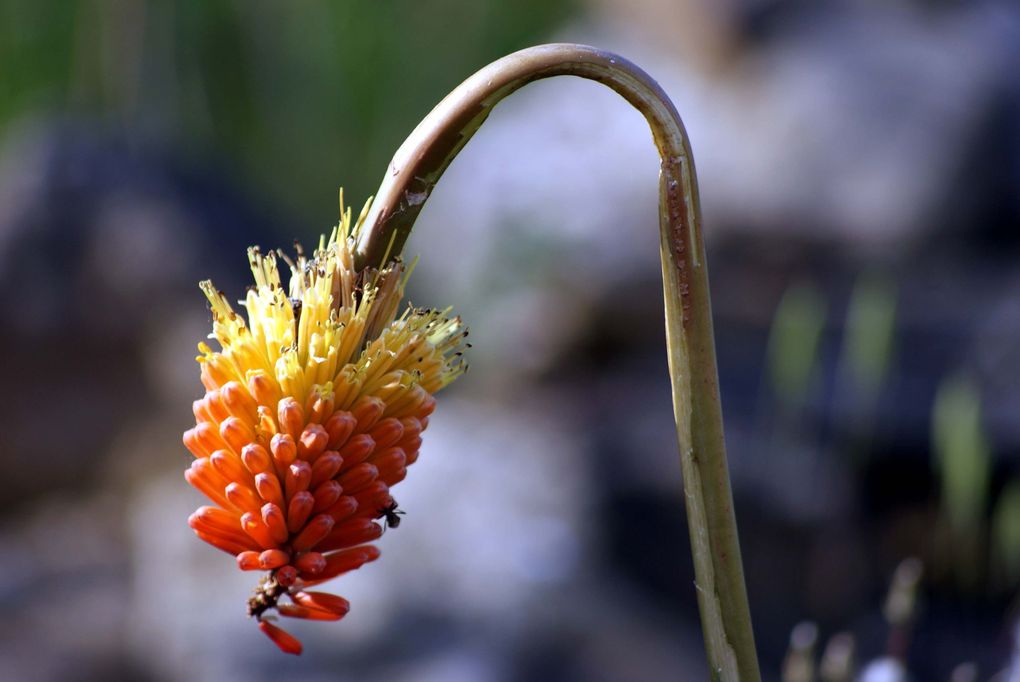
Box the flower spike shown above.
[185,196,467,653]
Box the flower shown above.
[183,196,468,654]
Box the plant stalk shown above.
[356,43,761,681]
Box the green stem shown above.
[356,43,761,681]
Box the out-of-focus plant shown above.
[818,633,855,682]
[782,621,819,682]
[0,0,575,227]
[932,375,991,534]
[780,559,927,681]
[991,480,1020,590]
[767,283,827,414]
[834,272,898,463]
[883,557,923,660]
[932,374,991,588]
[840,273,897,401]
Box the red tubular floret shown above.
[301,545,382,584]
[316,518,382,553]
[258,620,302,655]
[291,514,335,551]
[291,591,351,617]
[277,603,344,621]
[287,491,315,533]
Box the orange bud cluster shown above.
[184,200,467,654]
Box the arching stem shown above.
[356,43,761,681]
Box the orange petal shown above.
[241,443,273,475]
[220,416,256,454]
[203,389,230,422]
[310,452,343,488]
[257,406,278,439]
[291,513,334,552]
[276,565,298,587]
[307,391,334,424]
[254,472,285,509]
[291,591,351,616]
[221,380,258,421]
[293,552,326,575]
[337,463,378,494]
[183,422,221,459]
[270,433,297,469]
[210,450,249,485]
[324,412,357,449]
[370,447,406,478]
[352,482,391,517]
[324,495,359,523]
[399,417,422,444]
[193,528,255,555]
[287,492,315,533]
[316,517,382,552]
[302,546,381,584]
[386,385,427,418]
[189,507,257,552]
[369,418,404,449]
[192,397,214,424]
[312,481,342,514]
[258,548,290,569]
[404,440,423,465]
[258,619,302,655]
[185,460,233,509]
[418,393,437,418]
[225,482,262,513]
[201,355,234,390]
[298,424,328,462]
[190,506,242,534]
[236,550,261,570]
[337,434,375,468]
[278,397,305,440]
[261,503,290,544]
[351,395,385,432]
[285,461,312,499]
[277,603,343,621]
[248,371,281,408]
[240,511,279,549]
[386,467,408,485]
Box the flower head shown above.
[183,196,467,654]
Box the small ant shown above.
[379,501,405,531]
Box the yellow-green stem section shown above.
[356,43,761,681]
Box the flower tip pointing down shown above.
[184,200,467,654]
[258,620,303,656]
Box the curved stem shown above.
[357,43,761,681]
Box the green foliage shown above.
[0,0,576,231]
[842,272,897,397]
[931,375,990,534]
[0,3,77,121]
[767,282,827,410]
[992,480,1020,585]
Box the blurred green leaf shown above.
[842,272,896,397]
[767,282,827,410]
[0,2,78,121]
[992,479,1020,585]
[931,375,990,533]
[0,0,577,233]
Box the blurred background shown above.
[1,1,1019,680]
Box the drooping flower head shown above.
[183,195,467,654]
